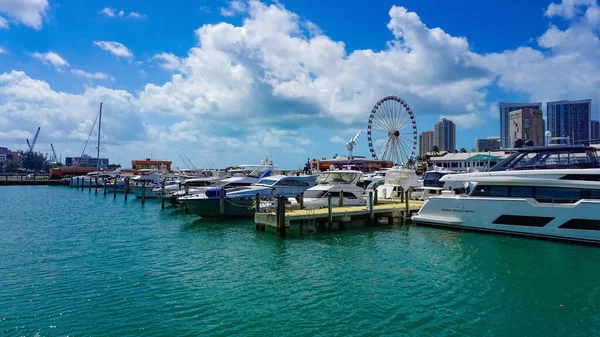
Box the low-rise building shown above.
[65,154,109,168]
[0,147,19,165]
[428,150,512,171]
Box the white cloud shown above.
[153,53,182,70]
[220,0,247,16]
[93,41,133,59]
[0,0,49,30]
[29,51,69,70]
[0,129,32,139]
[99,7,146,19]
[99,7,115,17]
[0,15,7,29]
[200,6,211,13]
[330,136,345,143]
[0,47,5,54]
[544,0,596,19]
[128,12,145,19]
[440,112,481,129]
[71,69,114,81]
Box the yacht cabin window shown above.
[470,184,600,203]
[317,172,357,184]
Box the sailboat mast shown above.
[96,103,102,171]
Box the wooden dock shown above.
[254,199,424,236]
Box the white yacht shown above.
[367,166,421,199]
[287,170,366,209]
[412,145,600,244]
[180,175,317,217]
[130,170,172,198]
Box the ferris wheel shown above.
[367,96,418,165]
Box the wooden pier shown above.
[255,198,424,236]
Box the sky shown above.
[1,0,599,170]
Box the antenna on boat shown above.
[346,130,362,159]
[96,103,102,172]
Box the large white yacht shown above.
[288,169,366,209]
[412,145,600,244]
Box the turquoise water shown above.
[1,186,599,336]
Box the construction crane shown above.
[346,130,362,159]
[50,143,58,164]
[26,127,41,153]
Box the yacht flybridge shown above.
[412,145,600,244]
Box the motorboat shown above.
[412,168,466,200]
[154,176,224,205]
[130,170,172,198]
[287,170,366,209]
[367,166,421,199]
[179,174,316,217]
[412,145,600,244]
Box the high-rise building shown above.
[509,108,544,146]
[475,137,501,152]
[419,130,434,156]
[591,120,600,144]
[547,99,592,145]
[499,102,542,148]
[434,118,456,152]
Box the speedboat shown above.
[179,174,316,217]
[412,145,600,244]
[154,176,225,204]
[287,169,366,209]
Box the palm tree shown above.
[431,145,440,156]
[460,148,467,153]
[406,157,415,168]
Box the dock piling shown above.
[299,192,304,210]
[374,189,378,205]
[76,177,79,189]
[368,191,374,224]
[255,193,260,213]
[219,187,225,218]
[70,177,73,188]
[124,179,128,201]
[276,196,286,237]
[161,180,165,209]
[88,178,91,192]
[141,182,146,204]
[405,189,410,217]
[103,180,107,195]
[327,194,333,229]
[400,188,404,203]
[339,190,344,207]
[95,177,98,194]
[113,179,117,199]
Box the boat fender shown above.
[205,188,226,198]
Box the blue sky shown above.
[1,0,599,169]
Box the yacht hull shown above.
[132,186,160,199]
[180,198,255,217]
[412,196,600,244]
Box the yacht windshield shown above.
[384,171,411,185]
[247,167,272,178]
[304,190,327,198]
[489,147,600,171]
[422,172,446,188]
[255,178,278,186]
[317,172,357,184]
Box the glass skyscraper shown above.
[434,118,456,152]
[546,99,591,145]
